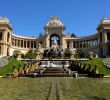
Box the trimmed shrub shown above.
[86,58,110,75]
[13,50,21,58]
[74,50,87,58]
[24,49,37,59]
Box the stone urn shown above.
[89,52,94,60]
[16,52,22,60]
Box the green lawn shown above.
[0,77,110,100]
[86,58,110,75]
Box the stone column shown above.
[2,31,7,43]
[23,40,24,48]
[17,39,18,47]
[2,31,8,56]
[30,41,31,48]
[19,40,21,47]
[33,41,34,48]
[87,40,89,48]
[26,40,27,48]
[14,39,16,46]
[14,39,15,46]
[46,36,49,48]
[90,40,92,47]
[70,41,73,48]
[97,39,98,46]
[82,41,83,48]
[104,32,107,43]
[83,41,84,48]
[91,40,93,47]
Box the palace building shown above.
[0,16,110,58]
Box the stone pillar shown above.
[80,41,82,48]
[87,40,89,48]
[2,31,7,43]
[97,39,98,46]
[2,31,8,56]
[70,41,73,48]
[95,40,97,46]
[91,40,93,47]
[104,32,107,43]
[89,40,91,47]
[16,39,18,47]
[84,40,87,48]
[30,41,31,48]
[14,39,16,46]
[19,40,21,47]
[82,41,84,48]
[23,40,24,48]
[46,36,49,48]
[26,41,27,48]
[33,41,34,48]
[14,39,15,46]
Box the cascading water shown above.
[40,61,70,68]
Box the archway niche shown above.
[67,41,70,48]
[7,47,9,56]
[107,32,110,41]
[0,45,2,55]
[107,32,110,56]
[50,34,60,47]
[100,32,102,43]
[0,32,2,41]
[7,32,10,42]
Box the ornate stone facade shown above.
[0,16,110,58]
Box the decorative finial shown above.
[50,16,60,20]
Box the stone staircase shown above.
[35,67,71,77]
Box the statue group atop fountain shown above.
[43,40,64,58]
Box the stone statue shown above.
[12,67,18,77]
[38,43,41,49]
[51,40,58,50]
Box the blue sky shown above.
[0,0,110,37]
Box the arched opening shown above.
[107,32,110,41]
[0,32,2,41]
[7,47,9,56]
[100,32,102,43]
[27,41,30,48]
[7,32,10,42]
[100,47,103,57]
[50,34,60,47]
[107,32,110,56]
[67,41,70,48]
[0,45,2,55]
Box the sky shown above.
[0,0,110,37]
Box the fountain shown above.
[43,40,64,58]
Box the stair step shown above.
[25,67,71,77]
[43,72,66,73]
[36,74,70,77]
